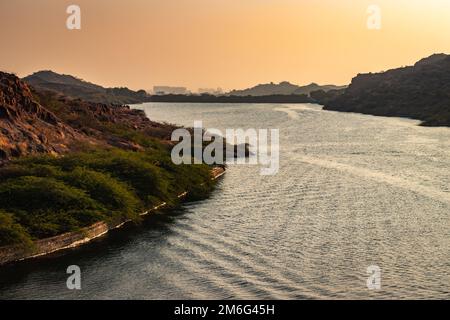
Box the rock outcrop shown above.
[0,72,94,159]
[0,72,177,161]
[314,54,450,127]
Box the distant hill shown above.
[23,71,150,105]
[311,54,450,127]
[148,93,313,104]
[227,81,346,97]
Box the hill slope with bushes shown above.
[23,70,150,104]
[0,72,215,248]
[311,54,450,127]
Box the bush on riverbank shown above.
[0,73,218,249]
[0,211,34,248]
[0,145,214,247]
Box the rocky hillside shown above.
[315,54,450,126]
[23,71,150,104]
[0,72,95,160]
[0,72,175,161]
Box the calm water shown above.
[1,103,449,299]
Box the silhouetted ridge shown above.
[311,54,450,127]
[228,81,346,96]
[23,71,150,104]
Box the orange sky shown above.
[1,0,450,91]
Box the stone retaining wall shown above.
[0,222,109,265]
[0,167,226,265]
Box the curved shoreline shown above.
[0,167,225,266]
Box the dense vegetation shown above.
[0,146,214,247]
[0,74,217,248]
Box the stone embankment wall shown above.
[0,167,225,265]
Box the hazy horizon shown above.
[1,0,450,91]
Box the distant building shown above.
[198,88,223,95]
[153,86,189,95]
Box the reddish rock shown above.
[0,72,96,159]
[0,72,178,161]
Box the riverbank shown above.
[0,166,225,266]
[1,72,226,263]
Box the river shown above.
[0,103,449,299]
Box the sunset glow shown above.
[1,0,450,90]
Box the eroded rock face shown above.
[32,91,179,151]
[1,72,179,160]
[0,72,94,159]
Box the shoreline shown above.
[0,166,225,266]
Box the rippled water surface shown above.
[1,103,449,299]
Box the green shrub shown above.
[0,211,33,248]
[0,177,109,239]
[0,163,63,181]
[0,143,216,246]
[61,167,142,222]
[0,176,105,213]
